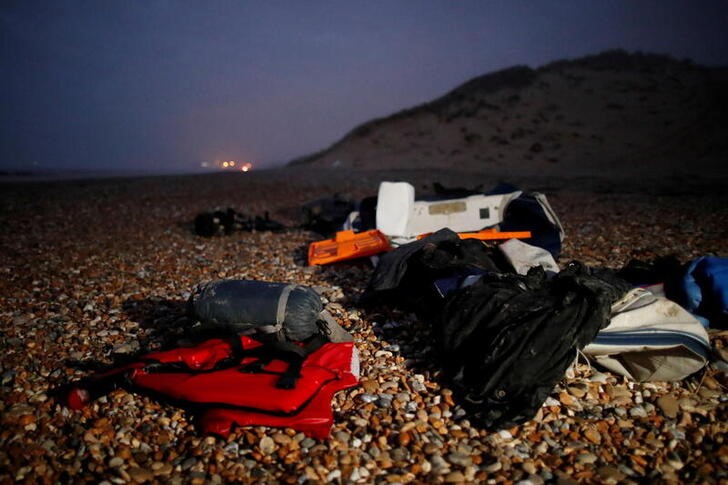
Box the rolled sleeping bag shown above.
[188,279,351,342]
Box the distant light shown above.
[229,161,236,167]
[241,162,253,172]
[222,161,229,168]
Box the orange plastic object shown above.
[308,230,392,266]
[458,229,532,240]
[417,228,532,241]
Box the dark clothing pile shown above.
[194,208,284,237]
[362,229,631,429]
[300,194,357,236]
[439,262,630,428]
[362,229,509,311]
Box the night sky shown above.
[2,1,727,174]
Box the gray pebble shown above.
[1,369,17,385]
[358,393,377,403]
[447,452,473,467]
[377,394,394,408]
[430,454,450,473]
[223,442,239,455]
[629,405,648,418]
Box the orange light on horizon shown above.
[215,160,253,171]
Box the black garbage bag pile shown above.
[362,229,632,429]
[300,194,357,236]
[362,229,509,315]
[439,262,630,428]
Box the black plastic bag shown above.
[194,209,284,237]
[439,262,630,429]
[301,194,356,236]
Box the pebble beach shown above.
[1,168,727,484]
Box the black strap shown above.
[274,335,328,389]
[142,333,329,390]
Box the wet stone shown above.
[657,395,679,418]
[154,463,173,476]
[522,461,538,475]
[1,370,16,386]
[128,467,154,483]
[360,379,378,394]
[430,454,450,473]
[613,406,627,417]
[358,393,377,403]
[300,438,316,449]
[377,394,394,408]
[447,452,473,467]
[444,471,465,483]
[576,453,598,465]
[334,431,350,444]
[223,442,239,455]
[629,406,648,418]
[112,342,139,355]
[567,384,587,398]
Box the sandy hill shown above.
[289,50,728,181]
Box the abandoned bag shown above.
[438,262,631,429]
[65,335,359,439]
[188,279,350,342]
[364,228,508,294]
[584,287,710,381]
[301,194,357,236]
[195,209,237,237]
[360,228,508,312]
[194,209,284,237]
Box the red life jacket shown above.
[66,335,359,439]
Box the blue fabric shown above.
[680,258,705,313]
[679,256,728,327]
[433,269,490,298]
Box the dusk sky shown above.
[2,1,727,173]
